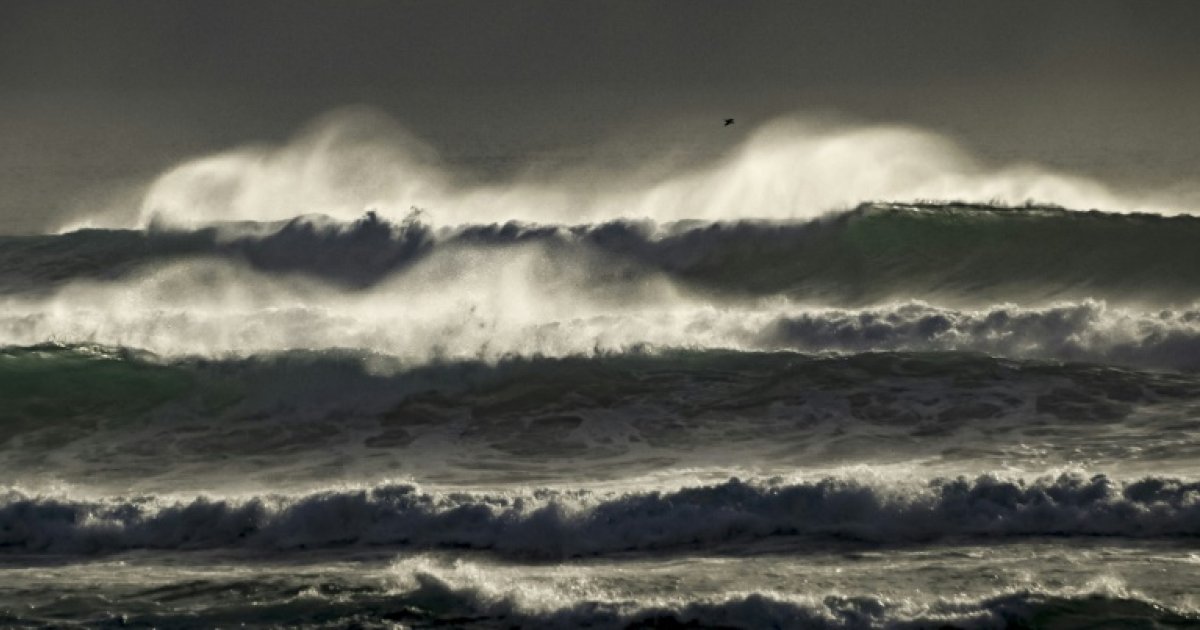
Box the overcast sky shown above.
[3,0,1200,232]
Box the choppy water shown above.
[2,202,1199,628]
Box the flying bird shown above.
[724,118,735,126]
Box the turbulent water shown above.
[2,201,1200,628]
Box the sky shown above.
[2,0,1200,232]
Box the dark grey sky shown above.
[3,0,1200,231]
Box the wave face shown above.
[2,473,1198,556]
[7,203,1200,306]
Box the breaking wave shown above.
[8,203,1200,368]
[371,574,1200,630]
[8,203,1200,306]
[2,473,1199,556]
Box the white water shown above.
[4,247,1200,368]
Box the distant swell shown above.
[3,474,1199,556]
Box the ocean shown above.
[1,201,1199,628]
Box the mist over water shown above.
[4,258,1200,369]
[6,109,1200,627]
[56,108,1196,232]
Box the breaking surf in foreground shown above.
[2,202,1199,628]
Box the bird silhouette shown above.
[724,118,735,126]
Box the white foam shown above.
[3,249,1200,370]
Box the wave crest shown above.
[12,203,1200,306]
